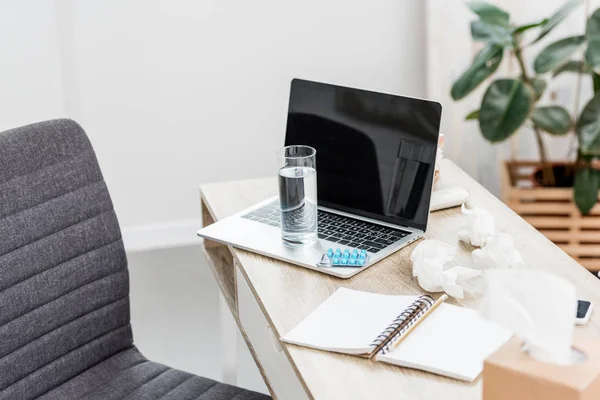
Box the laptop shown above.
[198,79,442,279]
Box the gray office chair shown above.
[0,119,270,400]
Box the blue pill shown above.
[357,259,365,266]
[361,249,367,255]
[359,254,366,260]
[327,248,333,255]
[350,253,357,259]
[332,257,340,265]
[352,249,359,254]
[349,259,357,265]
[342,253,349,259]
[340,258,348,265]
[343,249,350,255]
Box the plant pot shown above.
[502,161,600,272]
[531,162,575,187]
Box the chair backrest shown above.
[0,119,133,399]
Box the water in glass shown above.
[278,165,317,246]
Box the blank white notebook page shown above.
[377,303,512,381]
[282,288,417,355]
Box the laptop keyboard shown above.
[241,200,411,253]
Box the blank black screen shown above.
[577,300,591,319]
[285,79,442,231]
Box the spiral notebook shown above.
[282,288,512,382]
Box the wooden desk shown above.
[199,159,600,400]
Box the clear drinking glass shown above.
[277,145,318,247]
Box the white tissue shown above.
[411,240,481,299]
[472,233,527,269]
[458,204,495,247]
[481,270,577,365]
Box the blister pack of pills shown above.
[317,248,369,268]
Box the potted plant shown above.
[539,7,600,214]
[451,1,600,271]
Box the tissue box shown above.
[483,336,600,400]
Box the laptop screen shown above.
[285,79,442,232]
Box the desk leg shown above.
[220,293,238,385]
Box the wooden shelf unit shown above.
[502,161,600,271]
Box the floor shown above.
[127,244,268,395]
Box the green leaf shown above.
[574,167,600,215]
[479,79,532,142]
[552,60,589,76]
[586,8,600,37]
[586,9,600,73]
[529,77,547,101]
[534,35,586,74]
[531,106,572,135]
[467,1,510,27]
[585,36,600,70]
[465,110,480,120]
[451,44,504,100]
[534,0,582,43]
[512,19,548,35]
[593,73,600,94]
[471,20,512,45]
[577,93,600,155]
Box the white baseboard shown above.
[122,218,203,253]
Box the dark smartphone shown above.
[576,300,593,325]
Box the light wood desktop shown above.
[199,159,600,400]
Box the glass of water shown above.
[277,145,318,247]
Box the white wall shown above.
[1,0,427,250]
[0,2,425,391]
[0,2,66,131]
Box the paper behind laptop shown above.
[282,288,417,355]
[376,303,513,381]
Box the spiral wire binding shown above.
[370,295,435,355]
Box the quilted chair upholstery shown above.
[0,119,269,400]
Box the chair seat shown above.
[38,348,269,400]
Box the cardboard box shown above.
[483,336,600,400]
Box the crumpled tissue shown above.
[472,233,528,269]
[481,269,577,365]
[411,239,481,299]
[457,204,495,247]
